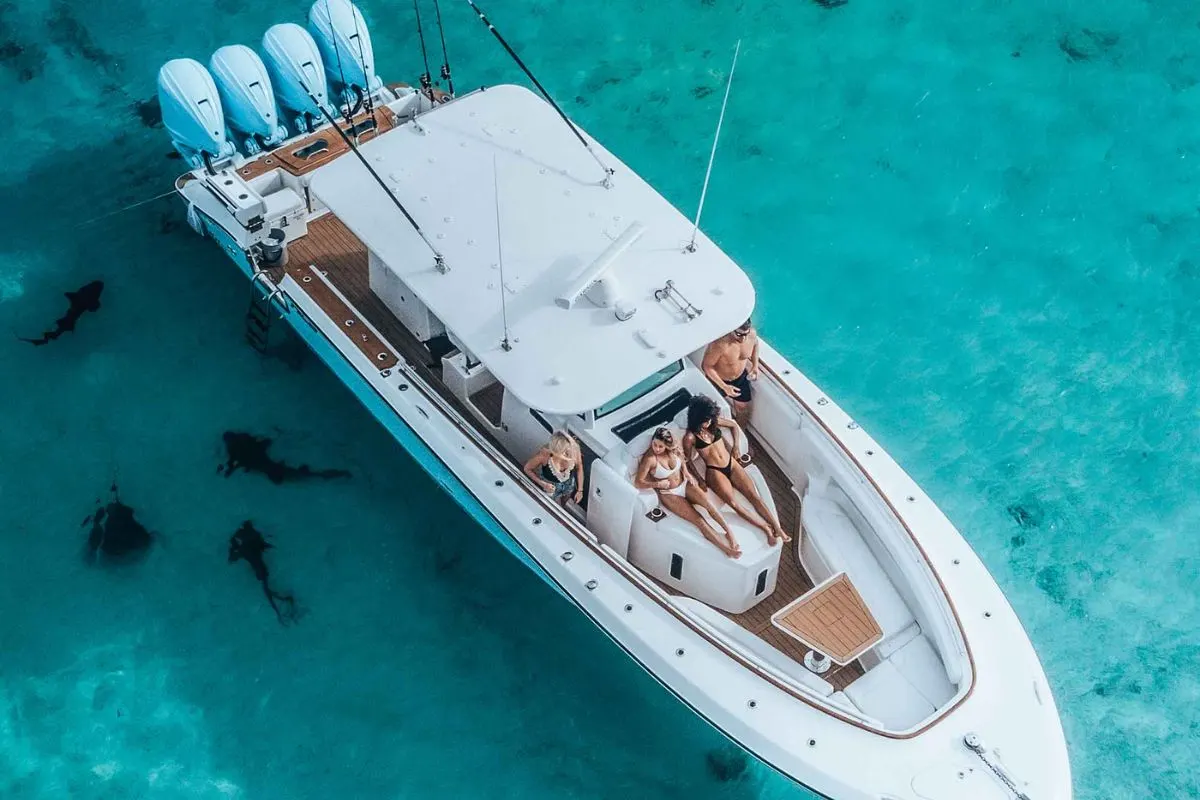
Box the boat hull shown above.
[208,252,1070,800]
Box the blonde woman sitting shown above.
[523,430,584,506]
[634,428,741,559]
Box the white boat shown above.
[163,3,1072,797]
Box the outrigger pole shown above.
[464,0,615,188]
[686,39,741,254]
[298,80,449,273]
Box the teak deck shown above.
[237,106,398,181]
[772,573,883,665]
[277,212,864,691]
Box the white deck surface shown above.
[309,84,755,414]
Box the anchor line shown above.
[298,80,447,272]
[413,0,434,97]
[964,735,1032,800]
[464,0,614,186]
[431,0,454,95]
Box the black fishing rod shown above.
[432,0,454,96]
[464,0,614,186]
[324,0,353,124]
[298,80,448,273]
[348,0,375,115]
[413,0,434,98]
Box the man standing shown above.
[701,319,759,425]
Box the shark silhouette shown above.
[82,482,153,564]
[20,280,104,346]
[217,431,350,484]
[228,521,297,625]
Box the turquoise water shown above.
[2,0,1198,797]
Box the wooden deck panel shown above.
[470,382,505,426]
[277,212,864,690]
[236,106,398,181]
[773,573,883,665]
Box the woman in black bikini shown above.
[682,395,790,546]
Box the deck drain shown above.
[952,558,961,565]
[747,700,758,709]
[817,397,828,405]
[532,517,542,525]
[344,319,355,327]
[585,579,598,591]
[675,648,685,657]
[865,450,874,456]
[398,383,409,391]
[494,479,504,487]
[376,352,388,361]
[561,551,574,561]
[808,739,817,747]
[380,368,391,377]
[984,611,992,618]
[624,604,633,612]
[302,275,312,283]
[906,495,916,502]
[847,421,859,430]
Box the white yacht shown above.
[158,2,1072,797]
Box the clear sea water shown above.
[1,0,1197,797]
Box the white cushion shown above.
[875,620,921,659]
[843,660,936,730]
[887,634,957,707]
[263,187,304,218]
[801,497,915,641]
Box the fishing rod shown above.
[432,0,455,96]
[348,0,374,115]
[298,80,448,273]
[464,0,614,187]
[324,0,353,124]
[413,0,434,99]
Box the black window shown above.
[755,568,769,596]
[670,554,684,580]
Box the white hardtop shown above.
[308,83,755,415]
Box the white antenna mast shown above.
[686,39,741,254]
[493,154,513,352]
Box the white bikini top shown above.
[652,455,682,480]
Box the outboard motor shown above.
[209,45,288,155]
[157,58,235,171]
[307,0,382,114]
[262,22,333,134]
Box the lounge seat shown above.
[842,634,957,730]
[799,495,915,648]
[606,422,783,614]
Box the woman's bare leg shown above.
[683,484,741,556]
[659,492,740,558]
[707,468,774,540]
[730,463,790,544]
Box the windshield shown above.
[595,360,685,418]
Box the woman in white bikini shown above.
[634,427,741,559]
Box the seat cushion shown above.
[887,634,957,707]
[801,497,915,640]
[263,187,304,218]
[843,660,936,730]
